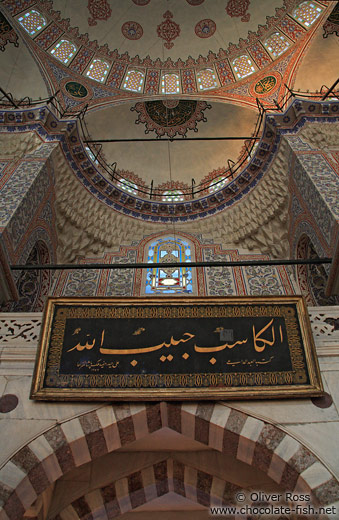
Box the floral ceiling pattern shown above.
[130,99,212,139]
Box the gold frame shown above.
[31,296,323,401]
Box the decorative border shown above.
[1,100,339,223]
[0,0,332,103]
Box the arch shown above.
[54,459,243,518]
[1,403,338,519]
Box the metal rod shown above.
[84,137,262,143]
[0,87,18,108]
[322,79,339,100]
[10,258,332,271]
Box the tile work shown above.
[0,161,46,229]
[293,156,336,245]
[51,246,298,298]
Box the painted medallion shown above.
[65,82,88,98]
[254,76,277,95]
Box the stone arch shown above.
[1,402,338,519]
[54,458,243,519]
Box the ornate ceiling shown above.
[51,0,281,63]
[0,0,337,222]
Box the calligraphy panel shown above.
[31,296,323,400]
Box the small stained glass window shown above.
[146,237,193,294]
[117,179,138,195]
[247,142,259,162]
[161,74,180,94]
[292,1,323,27]
[232,55,255,79]
[18,9,47,36]
[50,40,77,65]
[85,146,98,164]
[264,32,291,57]
[197,68,218,90]
[86,59,110,83]
[162,190,184,202]
[123,69,145,92]
[208,176,229,193]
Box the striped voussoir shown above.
[0,402,338,519]
[52,459,243,519]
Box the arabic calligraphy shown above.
[77,359,120,371]
[67,318,281,357]
[65,81,88,98]
[253,318,275,352]
[194,338,248,353]
[254,76,277,95]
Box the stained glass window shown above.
[292,1,323,27]
[123,69,145,92]
[86,59,110,83]
[162,190,184,202]
[232,55,255,79]
[18,9,47,36]
[247,142,259,162]
[197,68,218,90]
[50,40,77,65]
[85,146,98,164]
[145,237,193,294]
[264,32,291,57]
[117,179,138,195]
[208,176,229,193]
[161,74,180,94]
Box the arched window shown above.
[264,32,291,57]
[162,190,184,202]
[232,55,255,79]
[292,1,323,27]
[85,146,98,164]
[18,9,47,36]
[161,73,180,94]
[50,40,77,64]
[86,59,110,83]
[117,178,138,195]
[247,141,259,162]
[197,68,218,90]
[208,176,229,193]
[145,237,193,294]
[123,69,145,92]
